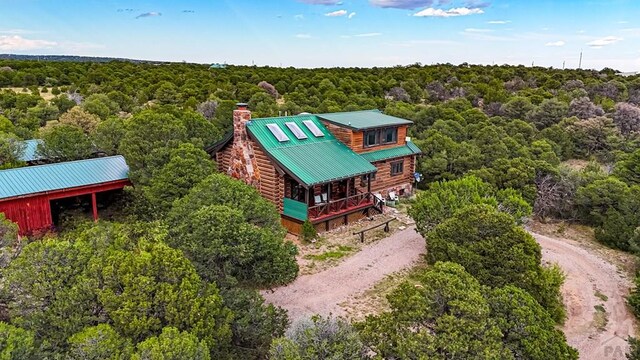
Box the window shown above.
[364,130,378,147]
[363,127,398,148]
[266,123,290,142]
[303,120,324,137]
[391,161,404,176]
[285,122,308,140]
[382,128,397,144]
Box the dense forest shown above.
[1,60,640,359]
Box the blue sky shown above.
[1,0,640,71]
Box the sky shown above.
[1,0,640,71]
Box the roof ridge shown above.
[0,155,126,174]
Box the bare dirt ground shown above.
[532,229,637,360]
[262,226,425,324]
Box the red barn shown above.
[0,156,130,235]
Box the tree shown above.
[3,222,234,356]
[119,111,188,184]
[0,213,21,269]
[300,220,317,243]
[386,86,410,102]
[575,177,632,226]
[409,176,530,233]
[527,98,568,129]
[613,102,640,135]
[196,100,218,121]
[59,106,101,133]
[615,149,640,186]
[37,124,93,162]
[67,324,134,360]
[488,286,578,359]
[424,205,565,321]
[81,94,120,120]
[258,81,279,99]
[0,132,26,170]
[143,143,215,212]
[169,174,283,233]
[94,116,127,156]
[132,327,210,360]
[154,82,179,105]
[501,96,534,120]
[166,204,298,287]
[0,322,37,360]
[271,316,368,360]
[594,208,640,251]
[568,97,604,120]
[358,262,511,359]
[222,288,288,360]
[568,116,621,158]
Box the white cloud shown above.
[325,9,348,17]
[618,21,629,24]
[348,12,356,19]
[545,40,565,47]
[295,33,312,39]
[487,20,510,24]
[294,14,305,20]
[0,35,57,50]
[587,36,622,48]
[0,29,38,35]
[414,7,484,17]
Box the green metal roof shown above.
[247,115,376,187]
[317,110,413,130]
[0,156,129,200]
[359,141,423,163]
[19,139,43,162]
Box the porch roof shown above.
[247,114,376,187]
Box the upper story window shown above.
[364,127,398,148]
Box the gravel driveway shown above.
[262,226,425,324]
[533,232,637,360]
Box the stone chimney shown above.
[228,103,261,189]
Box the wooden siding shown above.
[0,196,52,235]
[321,121,409,154]
[252,139,284,212]
[353,126,408,153]
[321,121,352,147]
[356,154,416,197]
[282,216,303,234]
[215,143,232,173]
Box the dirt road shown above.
[264,226,635,360]
[533,232,637,360]
[262,226,425,323]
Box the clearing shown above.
[262,225,425,323]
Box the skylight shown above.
[285,122,308,140]
[267,123,290,142]
[303,120,324,137]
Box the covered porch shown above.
[283,174,383,225]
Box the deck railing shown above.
[308,192,375,219]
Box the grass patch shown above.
[593,304,608,331]
[595,290,609,302]
[304,247,353,261]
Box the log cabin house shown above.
[207,104,422,234]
